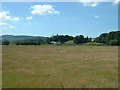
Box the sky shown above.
[0,1,119,38]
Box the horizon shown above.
[1,29,119,38]
[1,2,118,38]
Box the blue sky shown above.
[0,2,118,38]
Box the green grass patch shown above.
[81,42,107,46]
[64,41,107,46]
[64,40,74,45]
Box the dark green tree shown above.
[94,31,120,45]
[74,35,84,44]
[109,40,119,46]
[49,34,73,44]
[2,40,9,45]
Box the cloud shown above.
[0,22,8,25]
[79,0,120,6]
[13,17,20,21]
[26,16,32,20]
[25,22,32,25]
[113,0,120,4]
[0,21,16,30]
[0,11,10,21]
[79,0,99,7]
[1,25,16,30]
[94,16,100,19]
[0,25,16,31]
[0,11,20,22]
[24,22,43,26]
[31,5,60,15]
[84,2,98,7]
[9,25,16,28]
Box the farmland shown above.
[2,45,118,88]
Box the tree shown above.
[49,35,73,44]
[74,36,80,44]
[2,40,9,45]
[94,31,120,45]
[74,35,92,44]
[74,35,85,44]
[97,33,109,43]
[109,40,119,46]
[15,37,47,45]
[36,38,44,45]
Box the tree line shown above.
[2,31,120,46]
[14,35,75,45]
[94,31,120,45]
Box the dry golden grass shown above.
[2,45,118,88]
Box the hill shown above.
[1,35,46,41]
[0,35,47,44]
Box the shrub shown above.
[109,40,119,45]
[2,40,9,45]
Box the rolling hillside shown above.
[0,35,46,44]
[0,35,46,42]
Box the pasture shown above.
[2,45,118,88]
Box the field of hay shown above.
[2,45,118,88]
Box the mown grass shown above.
[2,45,118,88]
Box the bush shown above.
[109,40,119,45]
[2,40,9,45]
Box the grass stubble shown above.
[2,45,118,88]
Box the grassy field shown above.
[2,45,118,88]
[81,42,107,46]
[64,40,107,46]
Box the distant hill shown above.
[0,35,47,43]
